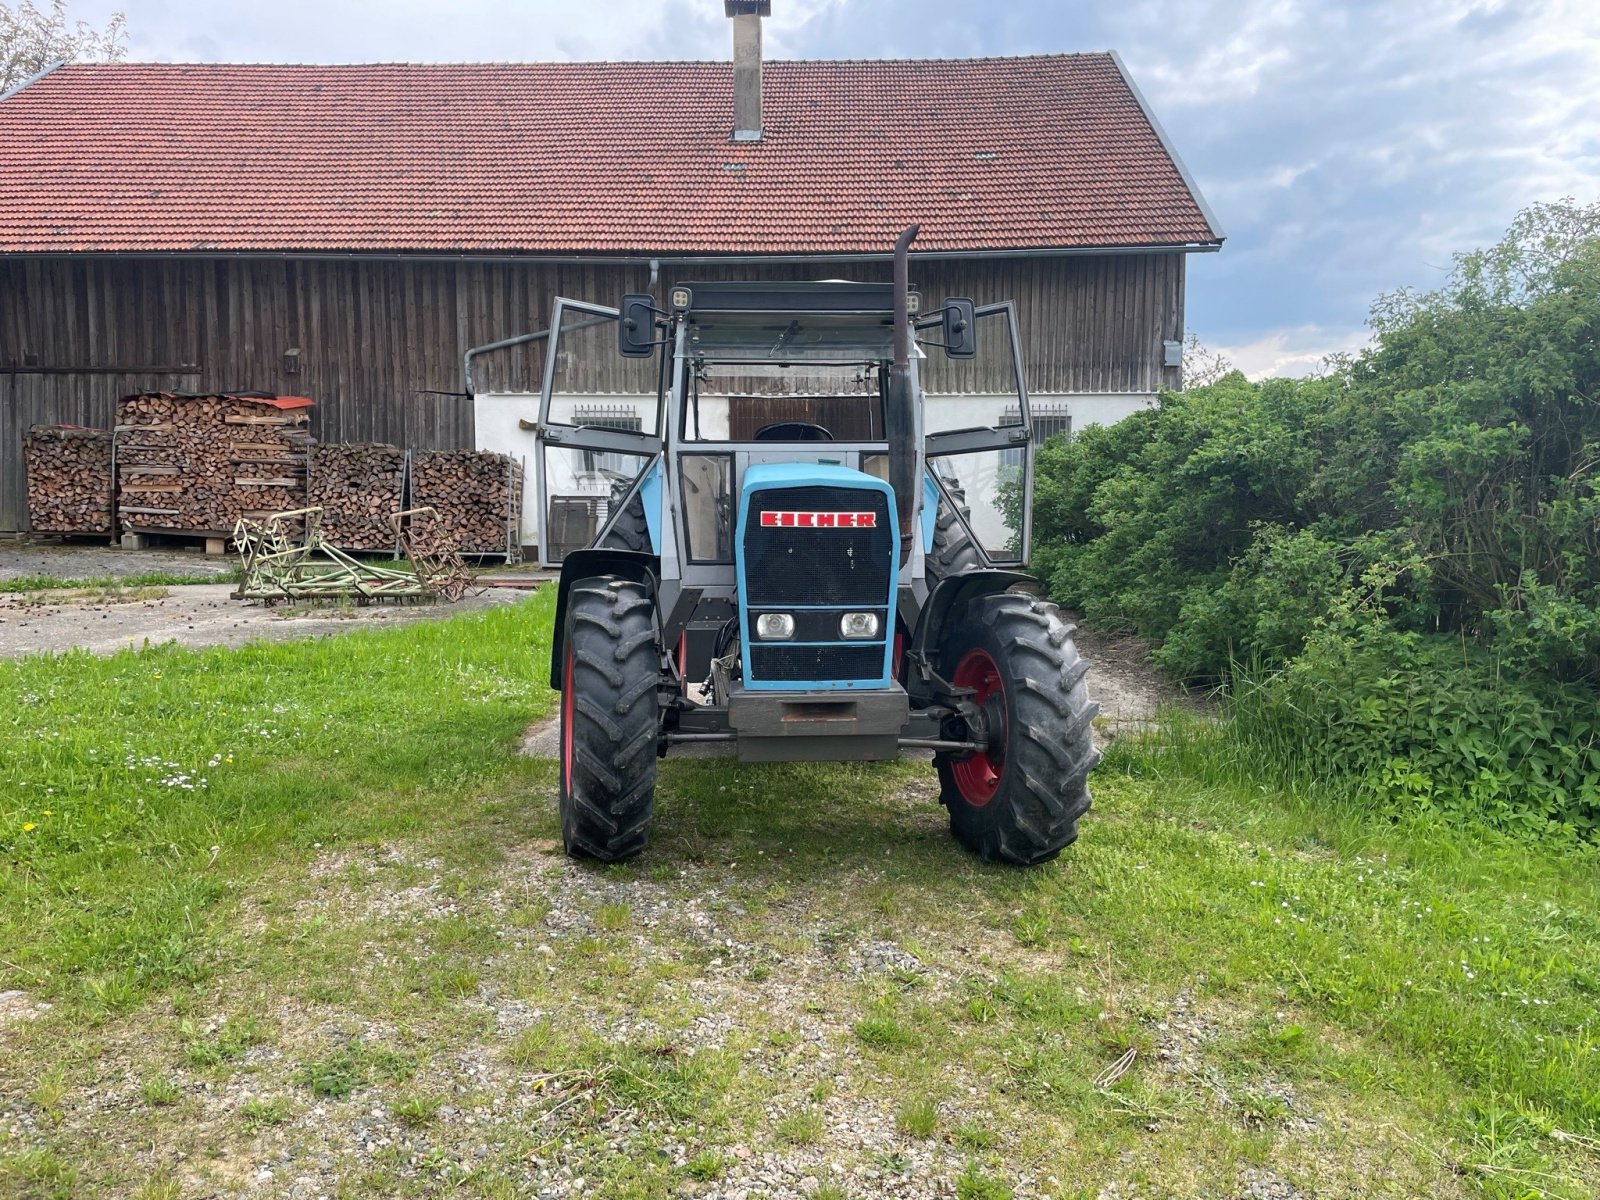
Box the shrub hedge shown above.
[1032,201,1600,836]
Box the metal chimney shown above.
[724,0,770,142]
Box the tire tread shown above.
[936,591,1100,865]
[561,576,660,861]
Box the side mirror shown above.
[942,297,976,359]
[618,294,657,358]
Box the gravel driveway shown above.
[0,540,234,583]
[0,582,533,659]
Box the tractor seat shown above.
[753,421,834,442]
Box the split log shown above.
[24,425,115,535]
[306,442,408,551]
[409,449,523,556]
[114,393,313,535]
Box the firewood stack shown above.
[410,449,523,558]
[307,442,407,551]
[23,425,115,535]
[114,393,313,534]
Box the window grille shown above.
[573,404,644,475]
[1001,404,1072,468]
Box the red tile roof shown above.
[0,55,1221,256]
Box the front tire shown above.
[559,576,660,861]
[934,592,1099,865]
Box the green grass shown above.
[776,1108,825,1145]
[239,1096,292,1130]
[0,570,234,593]
[896,1096,939,1138]
[0,592,1597,1197]
[0,593,555,1008]
[8,584,171,607]
[138,1076,181,1107]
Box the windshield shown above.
[679,358,888,442]
[686,309,897,362]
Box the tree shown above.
[1179,332,1236,390]
[1,1,125,93]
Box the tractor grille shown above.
[742,484,894,686]
[742,486,893,607]
[749,645,886,683]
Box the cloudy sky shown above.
[60,0,1600,377]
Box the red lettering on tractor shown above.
[759,511,876,529]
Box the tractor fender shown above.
[909,568,1043,667]
[549,549,660,689]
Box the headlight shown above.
[755,613,795,640]
[839,612,881,640]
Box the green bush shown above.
[1236,625,1600,836]
[1031,199,1600,836]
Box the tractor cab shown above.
[534,230,1100,866]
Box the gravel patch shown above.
[0,540,234,583]
[1238,1166,1310,1199]
[1069,617,1209,742]
[0,989,48,1027]
[0,582,531,659]
[1152,987,1219,1075]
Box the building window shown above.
[574,404,644,476]
[1001,404,1072,470]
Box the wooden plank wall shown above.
[0,253,1184,531]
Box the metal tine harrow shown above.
[393,506,476,603]
[231,506,476,604]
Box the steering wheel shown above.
[753,421,834,442]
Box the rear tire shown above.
[598,486,651,554]
[559,576,660,861]
[934,592,1099,865]
[928,488,983,579]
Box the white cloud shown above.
[67,0,845,63]
[1207,324,1373,381]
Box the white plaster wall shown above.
[1067,393,1160,427]
[474,390,1158,551]
[473,393,541,547]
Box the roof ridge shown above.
[49,51,1115,70]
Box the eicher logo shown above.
[760,511,877,529]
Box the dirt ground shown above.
[0,582,534,660]
[1071,620,1207,736]
[0,538,235,583]
[0,539,549,659]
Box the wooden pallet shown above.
[116,526,235,555]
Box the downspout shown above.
[464,258,660,396]
[885,225,920,562]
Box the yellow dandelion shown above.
[22,823,36,832]
[41,810,52,817]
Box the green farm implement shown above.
[231,506,475,604]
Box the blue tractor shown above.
[535,228,1100,864]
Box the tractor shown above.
[535,227,1099,865]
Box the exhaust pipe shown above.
[887,224,920,562]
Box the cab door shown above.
[534,298,664,567]
[916,302,1034,566]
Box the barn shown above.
[0,2,1222,546]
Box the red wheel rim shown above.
[561,648,575,795]
[951,648,1005,806]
